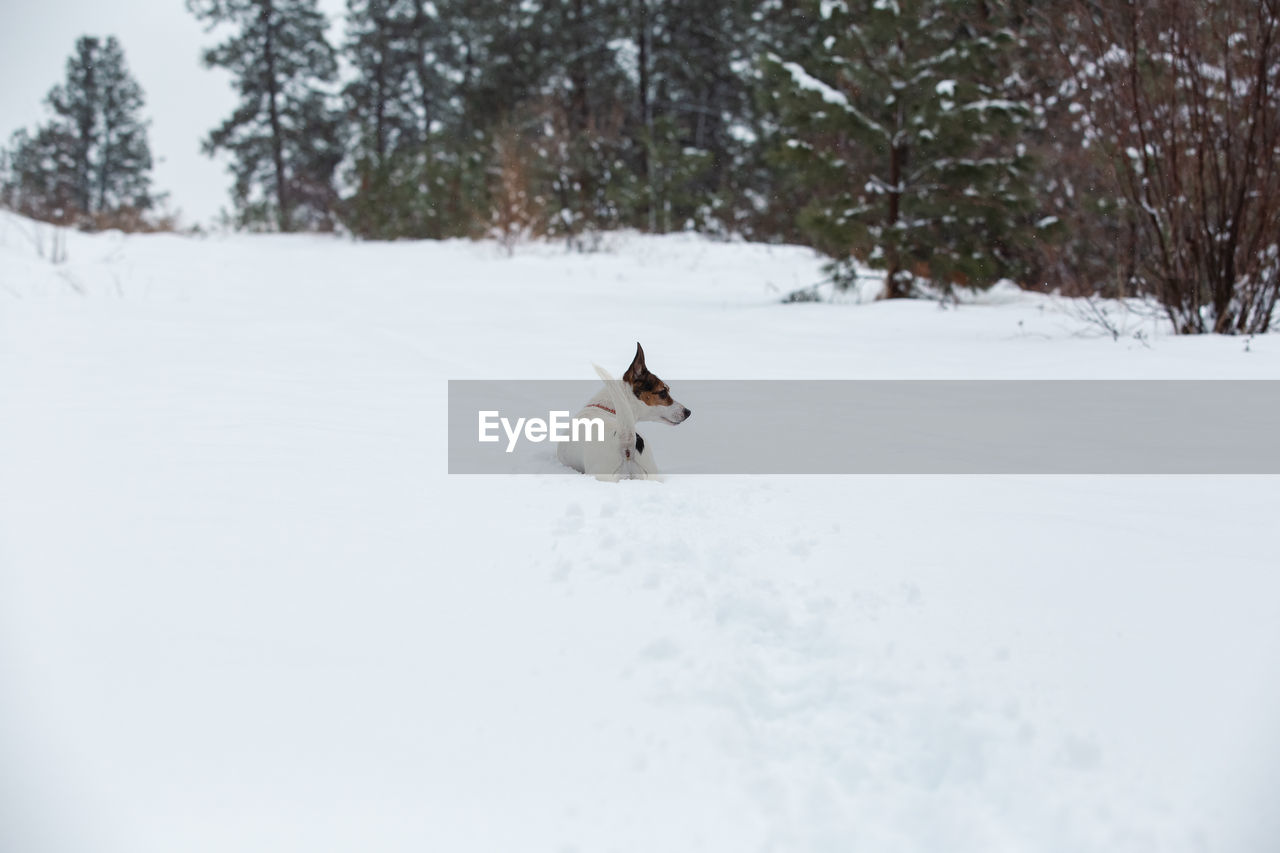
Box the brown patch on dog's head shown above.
[622,342,675,407]
[634,376,675,407]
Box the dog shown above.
[557,343,691,481]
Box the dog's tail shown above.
[593,363,638,465]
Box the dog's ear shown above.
[623,342,647,384]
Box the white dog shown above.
[557,343,692,481]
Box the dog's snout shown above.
[682,407,692,420]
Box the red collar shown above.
[586,402,616,415]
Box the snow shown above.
[819,0,848,19]
[2,212,1280,853]
[961,99,1024,113]
[608,38,638,83]
[774,57,850,109]
[771,55,892,142]
[727,122,758,145]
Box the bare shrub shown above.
[488,125,545,255]
[1068,0,1280,333]
[86,205,179,233]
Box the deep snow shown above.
[2,213,1279,853]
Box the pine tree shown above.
[764,0,1037,297]
[540,0,635,238]
[1,127,79,222]
[631,0,762,233]
[189,0,342,231]
[341,0,471,238]
[344,0,410,169]
[1,36,154,225]
[331,0,782,242]
[93,37,154,216]
[47,36,102,215]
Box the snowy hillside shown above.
[2,212,1279,853]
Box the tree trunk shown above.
[413,0,434,145]
[372,5,388,163]
[261,0,290,231]
[635,0,654,232]
[882,37,909,300]
[883,141,907,299]
[76,42,97,216]
[97,93,114,214]
[569,0,590,133]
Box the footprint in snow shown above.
[555,502,584,534]
[639,637,681,662]
[1058,735,1103,771]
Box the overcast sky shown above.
[0,0,345,227]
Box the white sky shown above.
[0,0,345,227]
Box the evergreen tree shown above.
[189,0,342,231]
[93,37,154,216]
[538,0,635,238]
[1,36,154,225]
[1,126,79,222]
[631,0,762,233]
[341,0,474,238]
[339,0,389,236]
[47,35,102,215]
[331,0,796,243]
[764,0,1037,297]
[344,0,414,168]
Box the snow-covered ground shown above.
[2,212,1278,853]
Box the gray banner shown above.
[448,380,1280,474]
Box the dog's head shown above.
[622,342,691,425]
